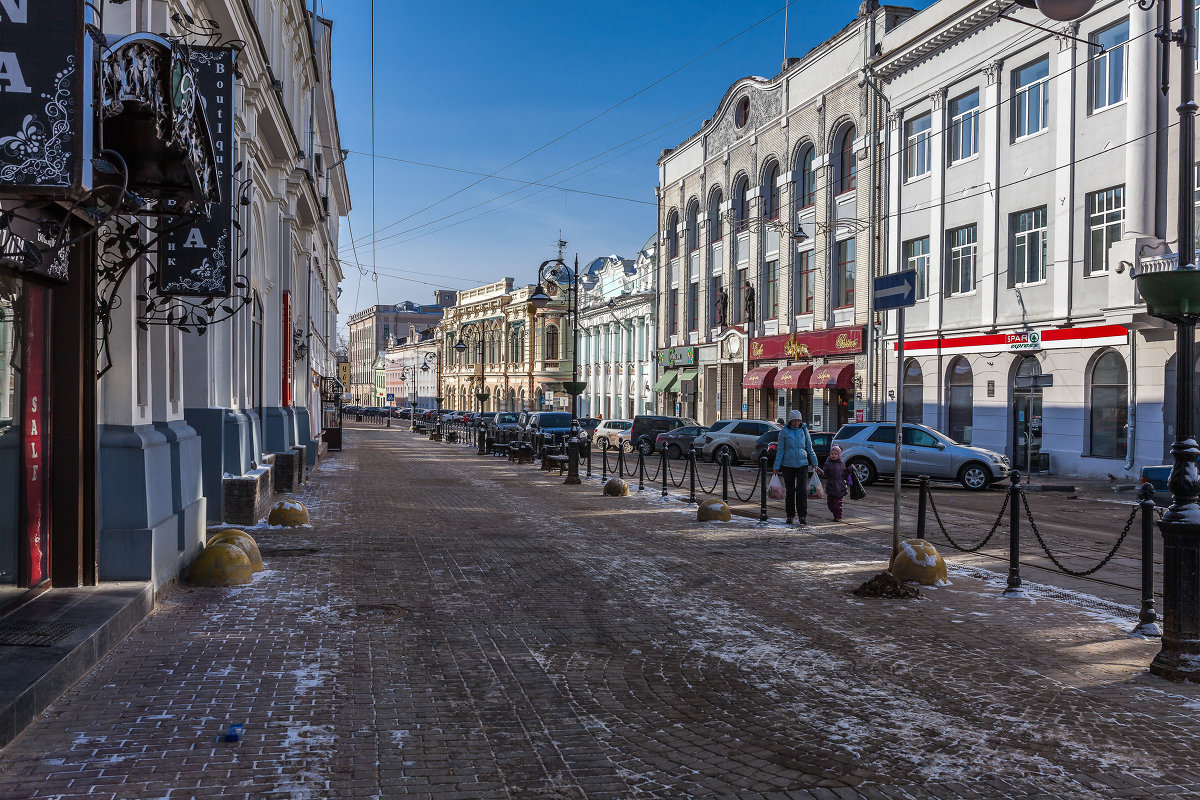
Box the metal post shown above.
[585,438,592,479]
[601,441,608,480]
[637,449,645,492]
[661,446,669,498]
[917,475,929,540]
[618,446,625,479]
[688,449,697,503]
[721,454,729,503]
[565,436,581,485]
[1004,469,1023,596]
[1136,482,1162,637]
[477,426,486,456]
[759,454,768,522]
[893,306,905,563]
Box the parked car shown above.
[655,425,708,459]
[833,422,1009,490]
[487,411,522,436]
[626,415,698,455]
[576,417,600,443]
[523,411,575,450]
[695,419,780,465]
[752,428,834,465]
[593,419,633,449]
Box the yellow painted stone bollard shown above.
[603,478,629,497]
[267,499,310,527]
[207,530,263,572]
[697,499,732,522]
[188,542,253,586]
[890,539,948,586]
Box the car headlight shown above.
[991,454,1004,463]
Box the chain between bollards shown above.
[917,476,929,540]
[1004,469,1023,597]
[1136,482,1162,637]
[758,454,768,522]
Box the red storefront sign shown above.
[22,288,48,587]
[750,326,864,361]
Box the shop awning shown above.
[742,366,778,390]
[653,371,680,392]
[808,362,854,389]
[775,364,813,389]
[678,369,699,383]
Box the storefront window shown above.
[1090,351,1128,458]
[946,357,973,444]
[902,359,923,424]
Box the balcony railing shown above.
[1135,252,1200,275]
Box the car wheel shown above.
[715,444,738,466]
[666,443,682,460]
[637,437,653,456]
[959,461,991,491]
[848,457,876,486]
[620,439,633,453]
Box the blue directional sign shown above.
[386,393,395,402]
[873,270,917,311]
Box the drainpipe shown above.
[860,65,891,423]
[1125,328,1137,472]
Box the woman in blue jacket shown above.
[772,410,821,525]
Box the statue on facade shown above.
[744,281,756,326]
[715,286,729,327]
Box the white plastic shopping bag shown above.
[808,471,825,499]
[768,473,785,500]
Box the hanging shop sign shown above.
[158,46,235,295]
[749,326,864,361]
[0,206,72,281]
[0,0,91,199]
[656,345,696,368]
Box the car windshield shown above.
[539,413,573,428]
[497,413,518,424]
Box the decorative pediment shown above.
[704,79,783,155]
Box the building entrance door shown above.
[1012,357,1045,473]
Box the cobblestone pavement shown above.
[4,426,1200,799]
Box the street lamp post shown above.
[399,351,438,432]
[454,327,490,455]
[530,256,588,483]
[1024,0,1199,679]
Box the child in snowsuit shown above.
[821,445,850,521]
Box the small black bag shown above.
[849,472,867,501]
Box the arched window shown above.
[665,209,679,259]
[733,176,749,233]
[946,357,973,444]
[763,160,781,220]
[837,125,857,195]
[1090,351,1128,458]
[707,188,723,244]
[685,199,700,252]
[546,326,559,360]
[795,145,816,209]
[902,359,923,424]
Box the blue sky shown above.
[327,1,931,339]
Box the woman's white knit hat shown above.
[788,410,804,422]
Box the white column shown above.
[1125,1,1156,237]
[929,90,947,332]
[1052,31,1077,318]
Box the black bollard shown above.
[618,445,625,480]
[1135,482,1162,636]
[721,452,730,503]
[688,449,697,504]
[585,439,592,479]
[601,441,608,480]
[637,448,645,492]
[565,436,581,485]
[477,427,486,456]
[661,446,669,498]
[759,454,768,522]
[1004,470,1023,596]
[917,476,930,540]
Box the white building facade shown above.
[577,243,657,420]
[873,0,1177,478]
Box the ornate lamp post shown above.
[1022,0,1199,679]
[454,326,490,455]
[530,256,588,483]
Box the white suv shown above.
[593,419,633,448]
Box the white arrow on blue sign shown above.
[873,270,917,311]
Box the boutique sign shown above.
[0,0,90,198]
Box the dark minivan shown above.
[627,415,698,455]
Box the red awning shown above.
[808,362,854,389]
[742,366,778,390]
[774,364,813,389]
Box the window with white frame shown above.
[834,239,855,309]
[904,237,931,299]
[1014,58,1050,139]
[1085,186,1124,275]
[905,114,931,180]
[1011,206,1048,285]
[794,249,814,314]
[948,91,979,163]
[947,224,977,296]
[1092,20,1129,112]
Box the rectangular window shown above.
[668,288,678,333]
[948,90,980,163]
[709,275,722,327]
[688,281,699,331]
[905,114,932,180]
[1092,20,1129,112]
[904,237,931,300]
[794,249,814,314]
[834,239,855,309]
[1011,206,1048,285]
[1086,186,1124,275]
[735,266,748,323]
[1014,58,1050,138]
[765,260,778,319]
[947,225,977,296]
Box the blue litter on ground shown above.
[220,723,245,742]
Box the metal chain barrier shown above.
[665,455,688,488]
[926,489,1010,553]
[727,465,761,503]
[643,452,662,481]
[696,460,723,495]
[1021,490,1139,577]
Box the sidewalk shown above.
[1,426,1199,798]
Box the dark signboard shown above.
[0,0,89,198]
[657,346,696,368]
[158,47,235,296]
